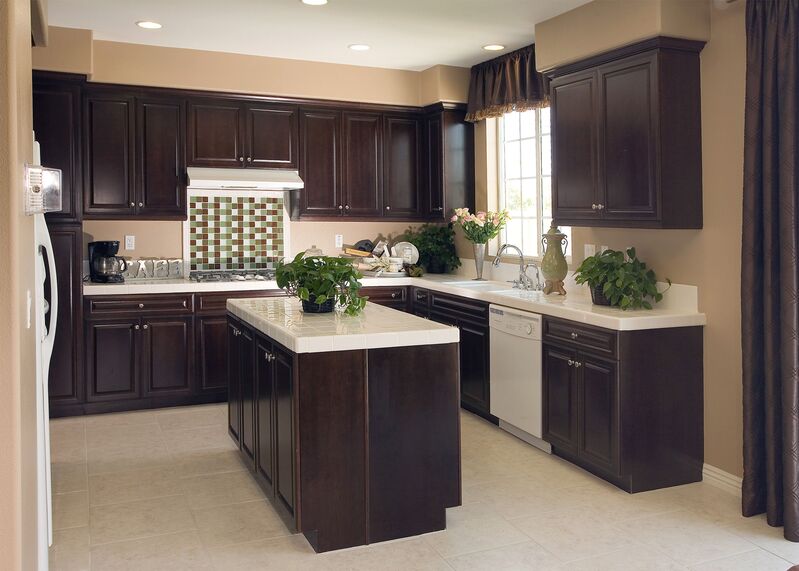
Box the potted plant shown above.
[450,208,510,280]
[275,253,367,315]
[573,248,670,310]
[403,224,461,274]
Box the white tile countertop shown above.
[227,297,460,353]
[83,273,706,331]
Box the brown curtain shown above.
[741,0,799,542]
[465,44,548,122]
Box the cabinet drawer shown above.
[196,290,285,314]
[85,294,193,318]
[361,286,407,304]
[430,291,488,323]
[543,317,618,359]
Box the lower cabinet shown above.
[196,316,229,393]
[542,316,703,493]
[141,316,193,397]
[359,286,408,311]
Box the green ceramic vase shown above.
[541,223,568,295]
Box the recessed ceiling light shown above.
[136,20,162,29]
[301,0,328,4]
[483,44,505,51]
[348,44,370,51]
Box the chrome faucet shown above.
[493,244,543,291]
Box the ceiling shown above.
[46,0,591,71]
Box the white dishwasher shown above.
[489,305,551,453]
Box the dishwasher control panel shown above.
[489,306,541,340]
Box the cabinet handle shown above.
[344,205,350,210]
[338,205,344,211]
[591,204,598,210]
[134,324,140,330]
[238,157,244,162]
[435,207,444,212]
[567,359,574,367]
[597,204,605,210]
[570,332,578,339]
[138,202,143,207]
[142,324,149,330]
[391,292,397,299]
[574,361,583,368]
[385,206,391,211]
[182,300,187,308]
[247,157,252,163]
[138,303,145,309]
[129,202,135,208]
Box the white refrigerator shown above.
[28,134,61,570]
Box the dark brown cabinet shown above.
[359,286,407,311]
[256,337,275,492]
[342,112,382,217]
[188,99,298,169]
[85,319,140,402]
[273,343,295,515]
[196,316,229,394]
[136,98,186,218]
[297,108,342,217]
[542,316,703,492]
[227,319,242,446]
[239,325,256,465]
[83,92,136,217]
[383,115,422,218]
[34,76,82,222]
[548,37,704,229]
[422,104,475,221]
[141,316,193,397]
[46,224,84,412]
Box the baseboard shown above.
[703,463,742,497]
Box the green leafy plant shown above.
[275,253,366,316]
[573,248,670,310]
[403,224,461,274]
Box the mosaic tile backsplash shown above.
[188,194,285,271]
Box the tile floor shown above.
[49,404,798,570]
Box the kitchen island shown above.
[225,297,461,553]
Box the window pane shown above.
[505,218,523,249]
[504,111,520,141]
[541,176,552,218]
[520,109,536,138]
[541,134,552,176]
[540,107,551,135]
[521,178,537,217]
[523,218,541,257]
[504,179,523,217]
[504,140,521,179]
[520,138,537,178]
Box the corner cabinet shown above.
[548,37,704,229]
[542,316,704,492]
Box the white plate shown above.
[391,242,420,265]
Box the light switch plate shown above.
[584,244,596,259]
[335,234,344,249]
[125,235,135,250]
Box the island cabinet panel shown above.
[239,325,257,465]
[226,317,244,448]
[542,316,703,492]
[273,344,295,514]
[255,337,275,493]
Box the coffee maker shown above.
[88,241,128,283]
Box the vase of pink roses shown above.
[451,208,511,280]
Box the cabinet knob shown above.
[597,204,605,210]
[385,206,391,211]
[138,303,145,309]
[391,292,397,299]
[247,157,252,163]
[142,324,149,330]
[130,202,135,208]
[344,205,350,210]
[238,157,244,162]
[134,324,140,330]
[435,207,444,212]
[138,202,143,207]
[591,204,597,210]
[570,332,578,339]
[338,205,344,211]
[567,359,574,366]
[574,361,583,368]
[182,300,187,308]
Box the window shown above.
[498,108,570,258]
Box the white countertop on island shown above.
[227,297,460,353]
[83,274,706,332]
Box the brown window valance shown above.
[465,44,549,123]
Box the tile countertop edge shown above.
[226,298,460,354]
[84,276,706,331]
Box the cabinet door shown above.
[298,109,342,217]
[188,100,245,167]
[83,93,136,217]
[577,355,619,474]
[542,344,578,452]
[255,338,275,490]
[273,344,295,514]
[46,224,83,406]
[598,54,658,221]
[141,316,193,397]
[86,319,139,402]
[383,115,422,217]
[239,325,256,465]
[550,70,599,221]
[196,316,229,394]
[459,320,491,417]
[34,81,82,222]
[136,98,186,218]
[423,115,444,218]
[342,112,382,217]
[246,103,298,169]
[227,320,242,445]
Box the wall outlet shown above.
[584,244,596,259]
[335,234,344,249]
[125,235,135,251]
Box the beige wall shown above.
[1,0,39,568]
[534,0,710,71]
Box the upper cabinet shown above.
[548,37,704,229]
[342,111,382,217]
[383,114,422,219]
[33,75,83,222]
[187,99,298,169]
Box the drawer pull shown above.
[570,332,578,339]
[129,202,135,208]
[385,206,391,211]
[567,359,574,367]
[391,292,397,299]
[182,300,187,308]
[142,324,149,330]
[138,202,143,207]
[574,361,582,368]
[134,324,140,330]
[138,303,145,309]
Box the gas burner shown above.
[189,269,276,283]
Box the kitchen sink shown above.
[443,280,513,292]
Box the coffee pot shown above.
[88,241,128,283]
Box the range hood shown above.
[187,167,304,191]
